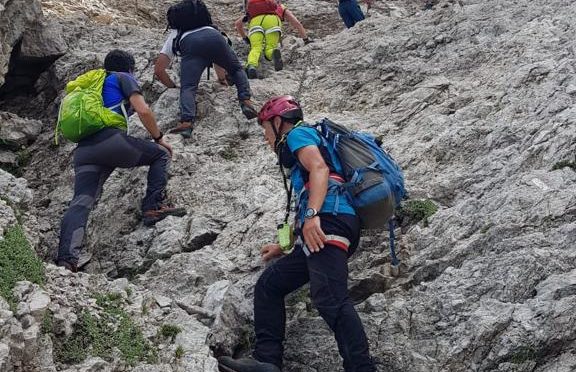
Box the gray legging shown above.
[179,27,252,122]
[57,128,170,264]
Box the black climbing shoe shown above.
[218,356,281,372]
[142,205,187,226]
[246,66,257,79]
[240,99,258,120]
[272,49,283,72]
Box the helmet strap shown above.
[272,117,284,153]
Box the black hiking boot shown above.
[218,356,281,372]
[272,49,283,72]
[240,99,258,120]
[56,259,78,273]
[142,205,187,226]
[169,122,194,138]
[246,66,257,79]
[225,73,235,86]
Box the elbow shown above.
[315,163,330,176]
[136,106,153,119]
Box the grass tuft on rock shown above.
[158,324,182,343]
[399,199,438,226]
[54,292,158,366]
[0,225,44,308]
[552,160,576,172]
[175,345,185,359]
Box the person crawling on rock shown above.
[154,0,258,139]
[234,0,312,79]
[56,49,186,273]
[218,96,376,372]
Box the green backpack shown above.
[55,69,128,143]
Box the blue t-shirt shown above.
[285,125,356,217]
[101,72,141,117]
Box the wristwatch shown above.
[304,207,319,219]
[153,131,164,143]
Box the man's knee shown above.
[69,194,96,210]
[255,267,275,298]
[255,265,292,301]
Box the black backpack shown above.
[167,0,213,55]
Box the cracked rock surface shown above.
[0,0,575,370]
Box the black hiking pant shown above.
[179,27,252,122]
[57,128,170,264]
[253,214,376,372]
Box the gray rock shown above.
[0,112,43,147]
[0,0,65,91]
[21,323,40,363]
[71,357,112,372]
[0,342,10,372]
[0,200,17,237]
[53,309,77,337]
[2,0,576,370]
[28,288,51,321]
[154,294,173,308]
[132,365,173,372]
[108,278,130,297]
[0,169,33,205]
[0,150,17,166]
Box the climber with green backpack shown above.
[55,49,186,272]
[218,95,406,372]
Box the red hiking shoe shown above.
[142,205,187,226]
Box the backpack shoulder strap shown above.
[172,30,184,56]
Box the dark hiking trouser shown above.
[57,128,170,264]
[338,0,365,28]
[179,27,252,123]
[253,214,376,372]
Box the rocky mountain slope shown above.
[1,0,576,371]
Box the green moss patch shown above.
[0,225,44,308]
[54,292,157,366]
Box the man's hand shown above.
[302,216,326,252]
[157,138,173,157]
[261,243,284,262]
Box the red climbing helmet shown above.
[257,95,303,125]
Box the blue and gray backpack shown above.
[312,118,406,264]
[312,118,406,227]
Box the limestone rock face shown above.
[0,0,66,89]
[1,0,576,371]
